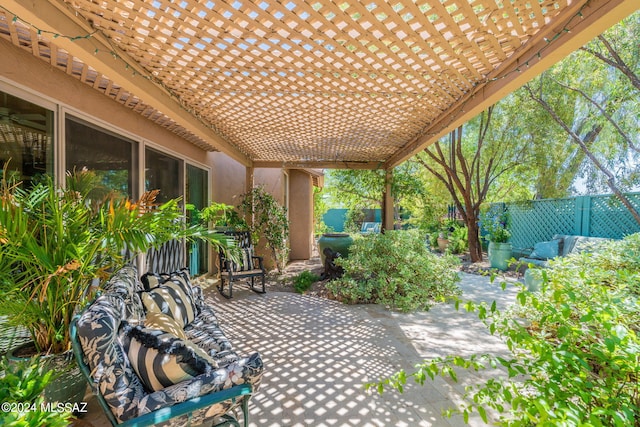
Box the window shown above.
[66,116,138,197]
[0,90,54,186]
[145,147,183,204]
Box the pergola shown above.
[1,0,637,226]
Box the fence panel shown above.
[587,193,640,239]
[506,192,640,256]
[507,198,578,256]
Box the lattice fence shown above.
[504,193,640,256]
[588,193,640,239]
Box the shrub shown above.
[293,270,320,293]
[327,230,461,312]
[0,356,73,426]
[448,224,468,254]
[371,233,640,425]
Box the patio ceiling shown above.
[1,0,637,169]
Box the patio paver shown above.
[76,268,520,427]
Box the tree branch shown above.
[549,78,639,154]
[525,84,640,225]
[580,35,640,91]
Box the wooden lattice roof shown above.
[1,0,637,168]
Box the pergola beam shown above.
[253,161,385,170]
[6,0,252,167]
[385,0,639,169]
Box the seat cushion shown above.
[140,270,197,328]
[124,325,218,392]
[528,239,561,260]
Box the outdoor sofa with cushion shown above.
[520,234,611,268]
[520,234,610,289]
[71,265,264,427]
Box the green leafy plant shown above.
[343,208,366,234]
[480,206,510,243]
[293,270,320,294]
[327,230,461,312]
[0,356,73,426]
[370,233,640,425]
[239,186,289,272]
[0,168,228,354]
[448,224,468,254]
[188,201,248,230]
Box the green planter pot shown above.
[7,342,87,405]
[318,233,354,265]
[488,241,512,271]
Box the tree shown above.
[524,12,640,223]
[324,169,385,210]
[510,89,588,199]
[415,102,530,262]
[324,164,425,228]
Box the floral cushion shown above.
[76,287,146,422]
[102,265,146,322]
[184,304,237,366]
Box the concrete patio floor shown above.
[77,262,521,427]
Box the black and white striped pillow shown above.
[125,325,218,392]
[232,247,254,272]
[140,272,196,328]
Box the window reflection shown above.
[0,90,54,185]
[66,116,138,198]
[145,147,183,204]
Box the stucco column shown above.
[382,168,394,231]
[245,166,254,227]
[288,170,313,260]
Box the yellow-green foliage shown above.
[372,233,640,425]
[327,230,461,312]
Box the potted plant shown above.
[436,219,457,252]
[0,167,227,404]
[238,186,289,272]
[480,207,512,270]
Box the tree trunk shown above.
[466,218,482,262]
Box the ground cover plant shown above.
[327,230,461,312]
[371,233,640,425]
[293,270,320,294]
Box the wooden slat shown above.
[0,0,635,166]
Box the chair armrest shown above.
[120,384,252,427]
[251,255,265,271]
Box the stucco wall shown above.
[209,152,246,206]
[255,168,284,205]
[289,170,313,260]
